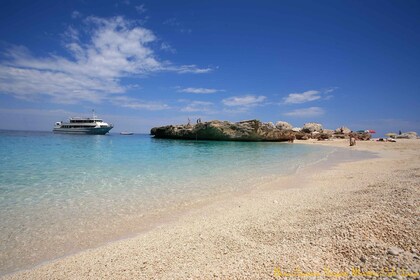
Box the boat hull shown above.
[53,127,113,135]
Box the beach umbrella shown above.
[368,129,376,134]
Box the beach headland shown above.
[150,120,373,142]
[3,139,419,279]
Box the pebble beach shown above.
[3,139,419,279]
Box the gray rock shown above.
[275,121,293,130]
[265,122,276,129]
[323,129,335,136]
[335,126,352,134]
[387,247,404,256]
[302,123,323,133]
[353,131,372,141]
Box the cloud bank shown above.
[0,16,211,106]
[222,95,266,107]
[178,87,223,94]
[283,90,321,104]
[283,88,337,104]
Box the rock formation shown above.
[335,126,352,134]
[151,120,296,142]
[323,129,335,138]
[396,132,418,139]
[275,121,293,130]
[151,120,374,142]
[302,123,323,133]
[351,131,371,141]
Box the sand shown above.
[3,139,420,279]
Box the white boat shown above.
[53,112,113,135]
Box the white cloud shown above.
[135,4,146,14]
[283,107,325,117]
[0,16,211,105]
[222,95,266,107]
[283,88,337,104]
[160,42,176,53]
[283,90,321,104]
[323,87,337,100]
[0,63,113,104]
[178,87,223,94]
[71,11,82,19]
[111,96,169,111]
[181,101,215,113]
[170,64,212,74]
[324,87,338,94]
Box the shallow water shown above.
[0,131,369,275]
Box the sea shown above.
[0,130,372,275]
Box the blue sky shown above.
[0,0,419,135]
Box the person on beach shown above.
[349,133,356,146]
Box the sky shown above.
[0,0,419,135]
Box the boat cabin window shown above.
[70,119,98,123]
[68,117,104,123]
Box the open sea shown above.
[0,130,370,275]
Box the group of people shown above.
[187,118,202,126]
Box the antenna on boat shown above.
[92,109,96,120]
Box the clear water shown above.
[0,130,355,275]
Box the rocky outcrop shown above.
[333,127,349,139]
[396,132,418,139]
[151,120,375,142]
[352,131,372,141]
[323,129,335,137]
[302,123,323,133]
[335,126,351,134]
[275,121,293,130]
[151,120,296,142]
[313,132,332,141]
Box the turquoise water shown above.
[0,130,347,275]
